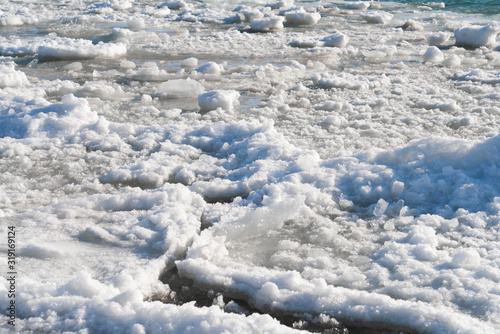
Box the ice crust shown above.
[1,0,500,333]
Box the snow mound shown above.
[321,32,348,47]
[37,38,127,60]
[345,2,370,10]
[284,8,321,26]
[0,62,30,88]
[423,46,444,63]
[361,11,393,24]
[157,79,205,98]
[250,16,285,32]
[198,90,240,112]
[426,31,452,46]
[194,62,223,75]
[454,24,499,48]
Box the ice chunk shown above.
[75,82,131,101]
[426,2,445,8]
[425,32,452,46]
[454,24,499,48]
[453,69,500,84]
[194,62,222,75]
[321,32,348,48]
[62,62,83,71]
[159,0,191,10]
[451,249,481,270]
[157,78,205,98]
[442,54,461,67]
[0,38,40,56]
[284,8,321,26]
[250,16,284,32]
[312,72,391,90]
[0,62,30,88]
[37,38,127,60]
[266,0,294,10]
[198,90,240,112]
[401,20,424,31]
[127,18,146,30]
[423,46,444,63]
[408,226,438,248]
[391,181,404,197]
[345,2,370,10]
[120,60,136,68]
[289,37,320,48]
[361,11,393,24]
[239,7,264,22]
[0,14,38,26]
[181,57,198,69]
[20,243,65,259]
[373,198,389,217]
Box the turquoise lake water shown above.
[380,0,500,15]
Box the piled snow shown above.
[454,24,500,48]
[0,62,30,88]
[194,62,223,75]
[198,90,240,112]
[284,8,321,26]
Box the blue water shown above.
[380,0,500,15]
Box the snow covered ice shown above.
[1,0,500,333]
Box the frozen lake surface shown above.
[1,0,500,333]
